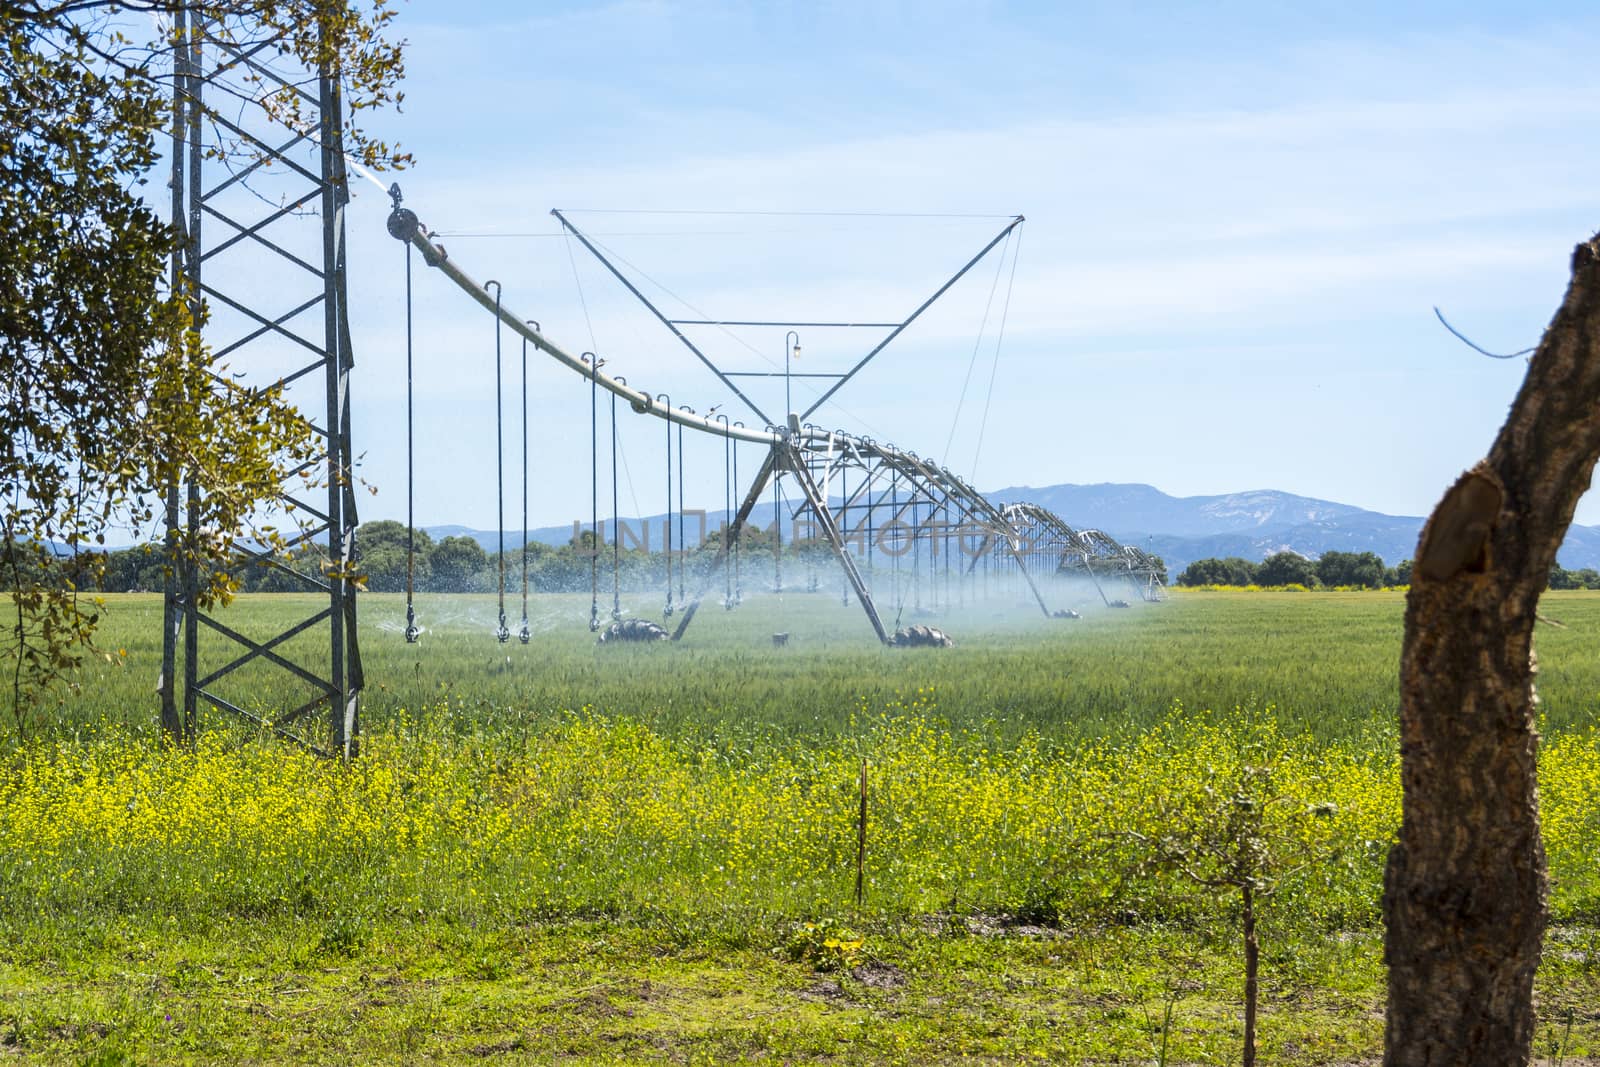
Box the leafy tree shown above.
[1547,563,1600,591]
[1548,563,1580,590]
[1315,550,1386,589]
[429,536,488,593]
[1128,738,1338,1067]
[239,544,324,592]
[1256,551,1316,588]
[1177,556,1259,587]
[486,540,556,596]
[528,539,590,594]
[2,2,405,730]
[356,520,432,593]
[1219,556,1260,585]
[1386,559,1413,587]
[101,544,167,592]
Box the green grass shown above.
[0,911,1407,1065]
[50,586,1600,742]
[4,588,1599,1063]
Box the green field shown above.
[45,585,1600,743]
[3,590,1599,1063]
[41,587,1416,740]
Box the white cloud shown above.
[339,8,1600,527]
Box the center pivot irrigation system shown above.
[384,192,1167,649]
[153,10,1159,757]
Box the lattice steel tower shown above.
[160,7,362,756]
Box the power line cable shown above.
[436,226,985,238]
[1432,306,1534,360]
[558,208,1019,219]
[971,226,1024,480]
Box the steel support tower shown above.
[160,8,362,756]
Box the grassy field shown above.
[3,589,1599,1063]
[33,586,1389,738]
[43,584,1600,739]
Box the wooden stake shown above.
[855,758,868,907]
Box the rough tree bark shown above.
[1383,232,1600,1065]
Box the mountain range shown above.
[986,483,1600,573]
[425,483,1600,574]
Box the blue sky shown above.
[330,1,1600,534]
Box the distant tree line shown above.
[348,520,806,595]
[1176,550,1410,589]
[1177,549,1600,591]
[76,519,831,595]
[53,535,1600,597]
[1545,563,1600,590]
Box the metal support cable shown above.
[611,388,621,620]
[398,212,784,447]
[890,470,901,623]
[865,466,874,585]
[403,241,419,643]
[942,229,1011,467]
[841,464,851,605]
[553,210,774,426]
[719,415,733,608]
[971,225,1024,479]
[942,499,950,609]
[489,280,509,643]
[677,420,686,604]
[972,534,985,601]
[732,430,742,604]
[660,394,673,618]
[808,448,821,592]
[587,353,600,632]
[806,444,820,592]
[913,498,922,611]
[519,322,536,643]
[801,216,1025,421]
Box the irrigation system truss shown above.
[386,198,1167,652]
[151,12,1160,756]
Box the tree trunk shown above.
[1384,233,1600,1065]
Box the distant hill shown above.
[425,482,1600,575]
[984,484,1369,538]
[989,482,1600,573]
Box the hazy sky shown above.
[321,1,1600,531]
